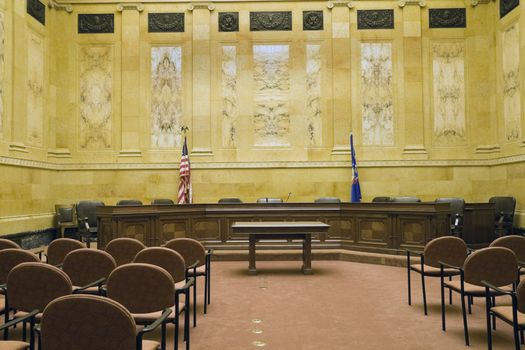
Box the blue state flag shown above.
[350,133,362,202]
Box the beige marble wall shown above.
[2,0,525,235]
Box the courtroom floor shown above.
[5,260,517,349]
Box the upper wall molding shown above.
[48,0,73,13]
[116,3,144,12]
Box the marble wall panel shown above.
[432,42,466,145]
[79,46,113,149]
[26,32,44,147]
[221,46,237,148]
[502,24,521,142]
[360,43,393,145]
[253,45,290,146]
[306,44,322,146]
[151,47,183,148]
[0,11,4,137]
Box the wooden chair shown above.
[105,238,146,266]
[107,263,192,350]
[62,248,116,294]
[440,247,518,346]
[165,238,213,324]
[54,204,77,238]
[46,238,85,266]
[0,239,21,251]
[40,294,169,350]
[407,236,468,315]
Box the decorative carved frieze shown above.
[78,14,114,34]
[326,1,354,9]
[48,0,73,13]
[429,8,466,28]
[357,10,394,30]
[500,0,519,18]
[250,11,292,31]
[116,3,144,12]
[219,12,239,32]
[27,0,45,25]
[187,3,215,11]
[398,0,426,8]
[303,11,323,31]
[148,13,184,33]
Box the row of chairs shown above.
[0,236,213,350]
[407,235,525,349]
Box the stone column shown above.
[328,1,353,156]
[117,3,143,158]
[399,0,427,155]
[189,3,214,157]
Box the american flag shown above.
[177,136,192,204]
[350,133,362,202]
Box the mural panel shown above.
[502,24,521,141]
[253,45,290,146]
[151,47,183,148]
[306,44,322,146]
[221,46,237,147]
[79,46,113,149]
[432,42,466,145]
[360,43,393,145]
[27,32,44,146]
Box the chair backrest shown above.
[151,198,175,205]
[490,235,525,262]
[314,197,341,203]
[46,238,85,266]
[105,238,146,266]
[435,197,465,216]
[372,196,392,203]
[7,262,72,312]
[218,198,242,204]
[464,247,518,287]
[107,263,174,314]
[423,236,468,268]
[116,200,143,206]
[392,197,421,203]
[0,238,21,250]
[55,204,76,224]
[63,248,116,286]
[256,198,283,203]
[489,196,516,217]
[0,249,40,284]
[76,200,104,228]
[165,238,206,268]
[133,247,186,283]
[41,294,137,350]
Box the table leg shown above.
[249,235,257,275]
[302,234,312,275]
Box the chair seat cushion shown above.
[444,280,514,297]
[142,340,161,350]
[492,306,525,326]
[0,341,30,350]
[13,311,42,322]
[410,264,461,277]
[132,304,184,324]
[187,265,206,276]
[0,295,4,314]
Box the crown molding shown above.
[116,2,144,11]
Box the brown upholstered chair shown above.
[40,294,169,350]
[0,239,21,251]
[0,310,38,350]
[490,235,525,264]
[6,262,73,343]
[440,247,518,346]
[483,278,525,350]
[54,204,77,238]
[45,238,85,266]
[407,236,468,315]
[76,200,105,246]
[489,196,516,236]
[105,238,146,266]
[62,248,116,294]
[107,263,191,350]
[165,238,213,324]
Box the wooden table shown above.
[231,221,330,275]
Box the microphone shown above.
[285,192,292,202]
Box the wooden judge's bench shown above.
[96,202,495,254]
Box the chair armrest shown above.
[438,261,463,270]
[73,277,105,294]
[406,249,423,257]
[0,309,39,331]
[467,247,475,255]
[518,261,525,268]
[175,277,195,295]
[138,308,172,336]
[0,283,6,293]
[186,260,200,270]
[481,280,515,295]
[206,249,214,256]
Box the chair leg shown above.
[514,318,521,350]
[421,273,428,316]
[461,292,470,346]
[407,265,412,306]
[161,322,166,350]
[204,274,207,314]
[520,328,524,345]
[485,291,492,350]
[174,318,179,350]
[468,295,472,314]
[441,273,446,331]
[492,296,496,330]
[22,320,26,341]
[448,276,452,305]
[193,278,197,327]
[185,297,190,350]
[207,263,211,305]
[29,317,35,350]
